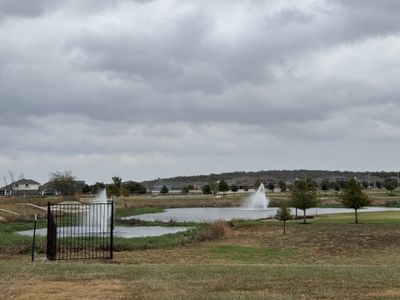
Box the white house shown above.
[0,179,41,196]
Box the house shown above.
[0,179,41,196]
[150,179,173,193]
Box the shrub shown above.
[191,220,231,243]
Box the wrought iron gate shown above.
[47,202,114,260]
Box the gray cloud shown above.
[0,0,400,183]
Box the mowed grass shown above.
[314,211,400,224]
[2,211,400,299]
[2,260,400,299]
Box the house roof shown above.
[0,178,40,190]
[14,179,40,185]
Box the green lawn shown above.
[314,211,400,224]
[2,211,400,299]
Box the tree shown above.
[383,178,397,195]
[340,178,371,223]
[361,181,369,189]
[218,180,229,195]
[123,181,146,195]
[208,175,219,195]
[48,171,76,199]
[91,182,106,194]
[267,182,274,192]
[375,181,382,189]
[290,180,317,224]
[112,176,122,188]
[275,201,292,235]
[82,184,91,194]
[320,179,331,191]
[231,184,238,195]
[202,184,212,195]
[254,179,262,189]
[181,186,190,194]
[160,185,169,194]
[278,180,287,192]
[243,185,249,192]
[108,176,123,197]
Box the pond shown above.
[123,207,400,223]
[16,226,189,238]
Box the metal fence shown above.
[47,202,113,260]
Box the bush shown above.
[190,220,231,243]
[267,199,282,207]
[385,199,400,207]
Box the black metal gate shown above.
[47,202,113,260]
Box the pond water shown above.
[16,226,189,238]
[123,207,400,223]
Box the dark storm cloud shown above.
[0,0,59,18]
[1,0,400,182]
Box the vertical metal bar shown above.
[31,214,37,262]
[71,204,76,258]
[69,204,72,260]
[90,203,93,259]
[101,203,104,258]
[84,204,87,259]
[55,206,58,260]
[47,202,50,260]
[59,205,61,260]
[110,201,114,259]
[95,204,98,258]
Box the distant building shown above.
[0,179,41,196]
[150,179,173,193]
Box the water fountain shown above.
[85,189,111,233]
[242,183,269,209]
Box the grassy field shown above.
[2,210,400,299]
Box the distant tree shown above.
[340,178,371,223]
[82,184,91,194]
[254,179,262,189]
[208,175,219,195]
[112,176,122,188]
[160,185,169,194]
[267,182,274,192]
[320,179,330,191]
[275,201,293,235]
[335,180,343,190]
[186,184,195,190]
[108,176,123,197]
[202,184,212,195]
[181,186,189,194]
[243,185,249,192]
[218,180,229,195]
[290,180,317,224]
[91,182,106,194]
[136,184,147,194]
[361,181,369,189]
[231,184,238,195]
[375,181,382,189]
[278,180,287,192]
[123,181,146,195]
[383,178,397,195]
[48,171,76,199]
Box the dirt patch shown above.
[366,289,400,298]
[15,280,126,300]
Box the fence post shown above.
[110,201,114,259]
[31,214,37,262]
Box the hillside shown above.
[140,170,398,189]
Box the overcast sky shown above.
[0,0,399,184]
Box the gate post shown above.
[110,201,114,259]
[47,202,57,261]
